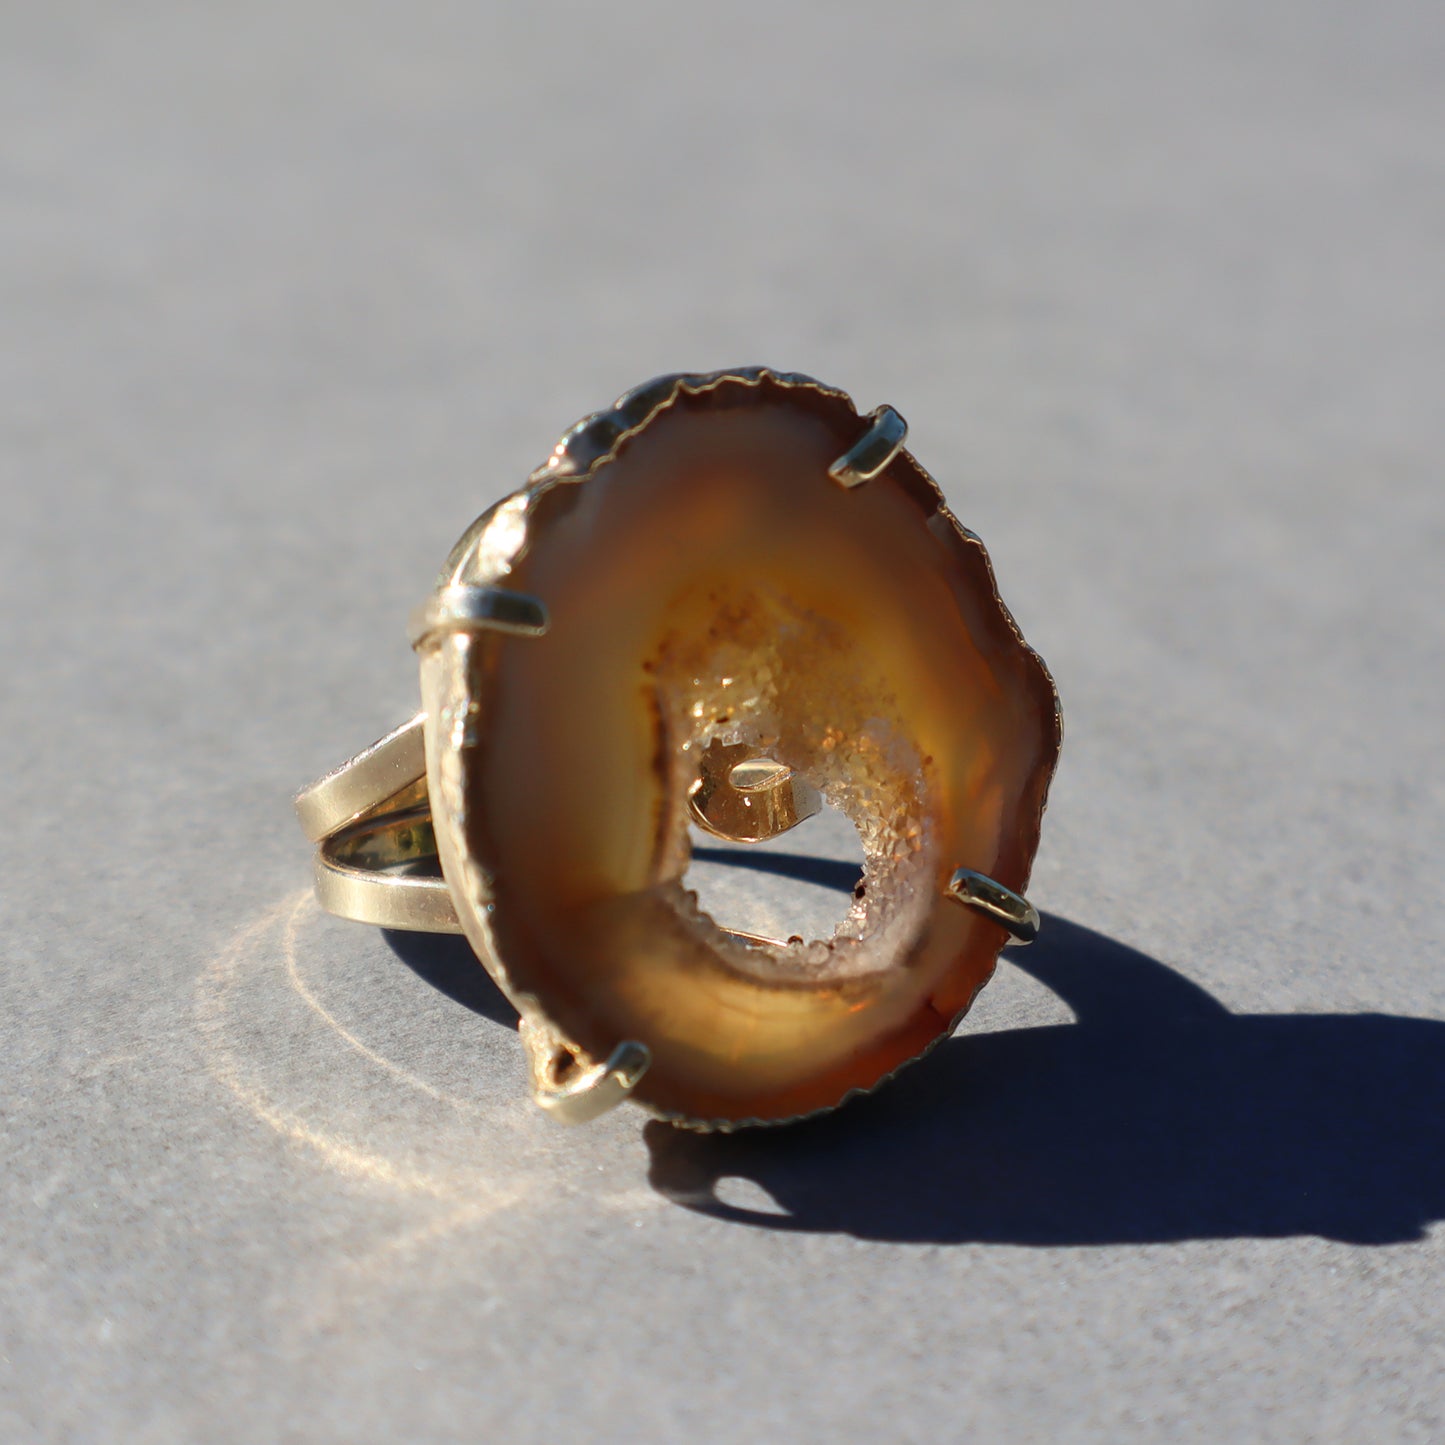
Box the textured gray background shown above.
[3,2,1443,1440]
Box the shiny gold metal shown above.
[946,866,1041,945]
[407,583,549,651]
[687,740,823,843]
[294,712,428,843]
[313,808,462,935]
[827,404,908,488]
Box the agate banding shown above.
[418,369,1061,1127]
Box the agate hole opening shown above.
[683,793,866,949]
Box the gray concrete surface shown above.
[2,2,1442,1440]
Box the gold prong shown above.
[827,405,908,488]
[408,584,549,651]
[946,866,1040,945]
[521,1018,651,1124]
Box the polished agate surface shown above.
[424,372,1060,1125]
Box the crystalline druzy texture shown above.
[424,372,1060,1125]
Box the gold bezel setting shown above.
[419,368,1059,1128]
[298,368,1061,1130]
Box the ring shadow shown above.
[387,851,1445,1247]
[384,928,520,1028]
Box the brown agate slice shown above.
[419,370,1061,1127]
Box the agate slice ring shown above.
[294,368,1062,1130]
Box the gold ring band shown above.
[313,807,461,934]
[294,712,428,843]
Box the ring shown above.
[295,367,1062,1130]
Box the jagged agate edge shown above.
[427,366,1063,1132]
